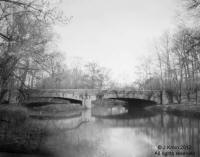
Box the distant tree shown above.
[84,62,109,89]
[36,61,111,90]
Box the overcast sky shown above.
[54,0,179,84]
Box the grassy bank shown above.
[28,103,84,119]
[0,105,50,155]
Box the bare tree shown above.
[0,0,66,104]
[84,62,109,89]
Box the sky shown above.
[54,0,179,84]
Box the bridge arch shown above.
[24,89,163,109]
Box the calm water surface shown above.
[1,106,200,157]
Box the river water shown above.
[1,107,200,157]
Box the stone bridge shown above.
[25,89,163,108]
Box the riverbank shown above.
[28,103,84,119]
[0,102,85,156]
[147,103,200,118]
[0,103,84,119]
[0,105,49,156]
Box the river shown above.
[0,106,200,157]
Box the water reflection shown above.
[1,106,200,157]
[38,108,200,157]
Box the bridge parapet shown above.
[26,89,100,108]
[26,89,163,107]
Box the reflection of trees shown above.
[43,118,89,134]
[8,113,198,157]
[136,115,200,157]
[42,118,108,157]
[95,114,200,156]
[0,119,49,154]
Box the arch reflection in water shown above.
[40,109,200,157]
[1,108,200,157]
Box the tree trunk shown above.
[0,81,8,104]
[195,88,198,105]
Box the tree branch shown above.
[0,0,42,12]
